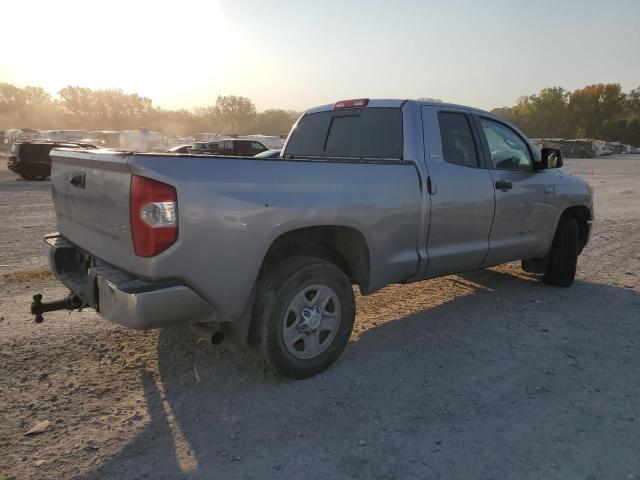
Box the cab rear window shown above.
[285,108,403,159]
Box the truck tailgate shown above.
[50,149,136,272]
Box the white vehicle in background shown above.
[605,142,624,154]
[89,131,121,148]
[5,128,42,143]
[194,133,227,142]
[165,136,195,149]
[40,130,87,142]
[591,141,612,156]
[119,129,164,152]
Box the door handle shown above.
[495,179,512,191]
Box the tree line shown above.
[0,83,301,137]
[2,82,639,145]
[491,83,640,146]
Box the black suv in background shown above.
[8,141,96,180]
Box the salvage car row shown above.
[7,138,278,181]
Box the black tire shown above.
[253,256,355,379]
[21,164,49,181]
[543,216,579,286]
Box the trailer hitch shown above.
[30,293,85,324]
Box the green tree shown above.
[211,95,257,134]
[0,83,58,128]
[627,86,640,118]
[254,109,300,135]
[568,83,626,138]
[58,86,153,130]
[527,87,571,138]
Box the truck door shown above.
[421,106,496,277]
[473,115,559,265]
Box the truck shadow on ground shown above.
[90,268,640,479]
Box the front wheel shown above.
[544,216,579,286]
[254,256,355,379]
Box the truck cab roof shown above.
[305,99,492,116]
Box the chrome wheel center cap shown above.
[300,306,322,332]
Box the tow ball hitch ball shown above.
[30,293,84,324]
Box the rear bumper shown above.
[46,234,217,330]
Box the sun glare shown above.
[2,0,234,108]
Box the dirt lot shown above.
[1,154,639,480]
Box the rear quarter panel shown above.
[129,155,423,322]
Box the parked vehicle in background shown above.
[119,129,164,152]
[529,138,640,158]
[39,130,87,143]
[165,144,193,154]
[4,128,41,145]
[605,141,625,154]
[194,133,227,142]
[189,138,267,156]
[8,141,96,180]
[547,139,595,158]
[591,140,613,156]
[89,131,121,148]
[0,131,9,153]
[254,149,281,158]
[42,98,593,379]
[240,134,285,150]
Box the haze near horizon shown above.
[1,0,639,111]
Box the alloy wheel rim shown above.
[281,284,341,359]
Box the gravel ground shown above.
[0,154,639,480]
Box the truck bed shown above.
[49,148,423,323]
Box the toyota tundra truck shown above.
[38,99,593,379]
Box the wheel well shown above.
[560,206,591,252]
[259,226,370,292]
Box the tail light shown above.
[333,98,369,109]
[130,175,178,257]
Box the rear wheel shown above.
[543,216,579,286]
[254,256,355,379]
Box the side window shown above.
[480,118,532,171]
[251,141,266,153]
[437,112,479,168]
[238,142,252,155]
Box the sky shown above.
[1,0,639,112]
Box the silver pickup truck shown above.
[39,99,593,379]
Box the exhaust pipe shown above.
[190,323,225,345]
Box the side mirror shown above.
[539,148,563,169]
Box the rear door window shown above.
[438,112,479,168]
[285,107,403,159]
